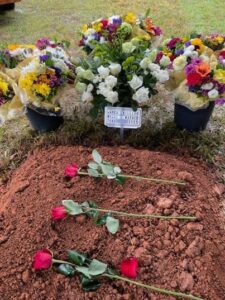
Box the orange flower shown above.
[145,17,154,34]
[196,62,210,78]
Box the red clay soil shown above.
[0,145,225,300]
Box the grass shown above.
[0,0,225,182]
[0,0,225,44]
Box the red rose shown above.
[219,50,225,59]
[51,206,67,220]
[120,257,138,279]
[100,19,109,28]
[32,249,52,270]
[64,164,79,178]
[186,71,203,86]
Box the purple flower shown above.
[40,54,50,62]
[35,38,51,50]
[175,49,184,56]
[153,26,162,36]
[112,17,122,26]
[167,37,182,49]
[185,41,191,47]
[215,98,225,105]
[0,97,5,106]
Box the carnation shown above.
[133,86,149,104]
[173,55,187,71]
[128,75,143,90]
[152,70,169,83]
[140,57,150,69]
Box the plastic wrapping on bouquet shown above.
[174,102,215,132]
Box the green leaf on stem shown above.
[95,213,111,226]
[85,201,99,219]
[106,216,120,234]
[88,162,99,170]
[88,259,108,276]
[58,264,75,277]
[68,250,86,266]
[101,164,115,177]
[76,266,91,278]
[88,169,100,178]
[62,200,83,215]
[80,275,101,291]
[115,175,126,185]
[92,149,102,164]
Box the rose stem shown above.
[78,171,185,186]
[83,207,197,221]
[104,274,203,300]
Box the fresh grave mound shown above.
[0,146,225,300]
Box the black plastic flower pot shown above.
[26,105,64,133]
[174,102,215,132]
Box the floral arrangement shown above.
[64,149,185,185]
[0,75,15,106]
[75,43,170,117]
[51,199,196,234]
[79,11,162,53]
[159,36,218,91]
[35,38,75,81]
[32,249,202,299]
[202,33,225,51]
[174,56,225,110]
[18,56,67,111]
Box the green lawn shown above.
[0,0,225,45]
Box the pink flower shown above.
[64,164,79,178]
[32,249,52,270]
[120,257,138,279]
[51,206,67,220]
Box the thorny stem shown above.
[83,207,197,221]
[78,171,185,186]
[104,274,203,300]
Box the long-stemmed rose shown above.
[32,249,203,300]
[64,149,186,186]
[51,200,197,234]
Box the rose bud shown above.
[51,206,67,220]
[120,257,138,279]
[32,249,52,270]
[64,163,79,178]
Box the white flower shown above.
[21,58,45,75]
[159,55,171,68]
[82,91,93,102]
[87,84,94,92]
[106,91,119,104]
[128,75,143,90]
[201,83,214,90]
[133,87,149,104]
[53,59,69,74]
[100,37,106,44]
[140,57,150,69]
[109,63,121,76]
[83,70,95,81]
[148,63,160,72]
[75,82,87,93]
[122,42,136,54]
[152,70,169,83]
[97,66,110,79]
[199,55,210,63]
[109,15,121,24]
[146,49,158,62]
[93,75,102,84]
[85,28,96,36]
[105,75,117,88]
[173,55,187,71]
[76,66,86,78]
[208,89,219,99]
[97,82,109,97]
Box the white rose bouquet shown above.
[75,43,169,117]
